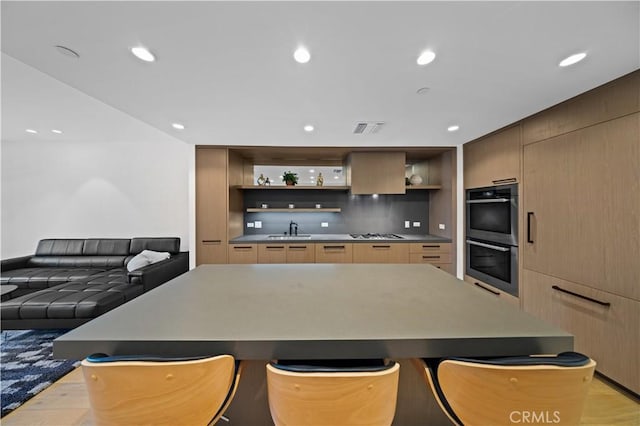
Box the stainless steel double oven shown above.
[465,184,518,297]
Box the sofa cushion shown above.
[1,280,144,320]
[130,238,180,255]
[27,256,127,268]
[35,239,84,256]
[0,267,108,288]
[83,239,131,256]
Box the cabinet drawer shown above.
[464,275,520,307]
[409,243,451,254]
[286,244,315,263]
[522,269,639,394]
[409,252,451,264]
[228,244,258,264]
[258,244,286,264]
[315,243,353,263]
[352,243,409,263]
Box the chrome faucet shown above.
[289,221,298,236]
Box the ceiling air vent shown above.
[353,122,385,134]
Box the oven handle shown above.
[466,198,510,204]
[466,240,510,252]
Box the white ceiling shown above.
[1,1,638,147]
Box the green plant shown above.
[282,171,298,185]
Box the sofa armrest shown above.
[1,255,33,272]
[127,252,189,292]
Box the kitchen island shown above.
[55,264,571,425]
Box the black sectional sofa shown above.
[0,237,188,329]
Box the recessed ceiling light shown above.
[417,50,436,66]
[303,125,314,132]
[55,45,80,59]
[131,46,156,62]
[171,123,185,130]
[51,129,63,134]
[447,125,460,132]
[25,129,38,134]
[294,47,311,64]
[559,52,587,67]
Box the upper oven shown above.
[466,184,518,246]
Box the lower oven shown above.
[465,239,518,297]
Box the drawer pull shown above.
[492,177,517,184]
[372,245,391,249]
[422,245,440,249]
[323,245,345,249]
[527,212,535,244]
[422,255,441,259]
[265,246,285,249]
[288,246,308,250]
[552,285,611,307]
[233,246,253,250]
[474,282,500,296]
[202,239,221,244]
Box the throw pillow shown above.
[126,250,171,272]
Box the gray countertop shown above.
[54,264,571,360]
[229,233,451,243]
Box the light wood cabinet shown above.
[228,244,258,264]
[348,152,406,194]
[522,269,639,394]
[464,124,521,189]
[315,243,353,263]
[522,71,639,145]
[464,275,519,306]
[409,243,453,274]
[257,244,315,264]
[352,243,409,263]
[196,148,228,265]
[522,113,639,301]
[285,244,315,263]
[258,244,286,263]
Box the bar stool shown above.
[267,359,400,426]
[412,352,596,426]
[82,353,242,425]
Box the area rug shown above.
[1,329,80,417]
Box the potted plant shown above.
[282,171,298,186]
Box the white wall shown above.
[1,55,190,258]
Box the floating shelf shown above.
[405,185,442,190]
[236,185,350,190]
[246,208,342,213]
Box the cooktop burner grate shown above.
[349,233,404,240]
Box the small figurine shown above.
[316,172,324,187]
[257,174,266,186]
[265,177,271,186]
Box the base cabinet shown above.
[352,243,409,263]
[315,243,353,263]
[463,275,519,307]
[409,243,453,275]
[522,269,639,394]
[228,244,258,264]
[258,244,315,264]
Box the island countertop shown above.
[54,264,571,360]
[229,233,451,243]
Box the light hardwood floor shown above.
[2,368,638,425]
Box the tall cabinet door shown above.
[196,148,228,265]
[522,113,639,300]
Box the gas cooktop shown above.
[349,233,404,240]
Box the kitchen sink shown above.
[267,234,312,240]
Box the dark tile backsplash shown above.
[243,190,429,235]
